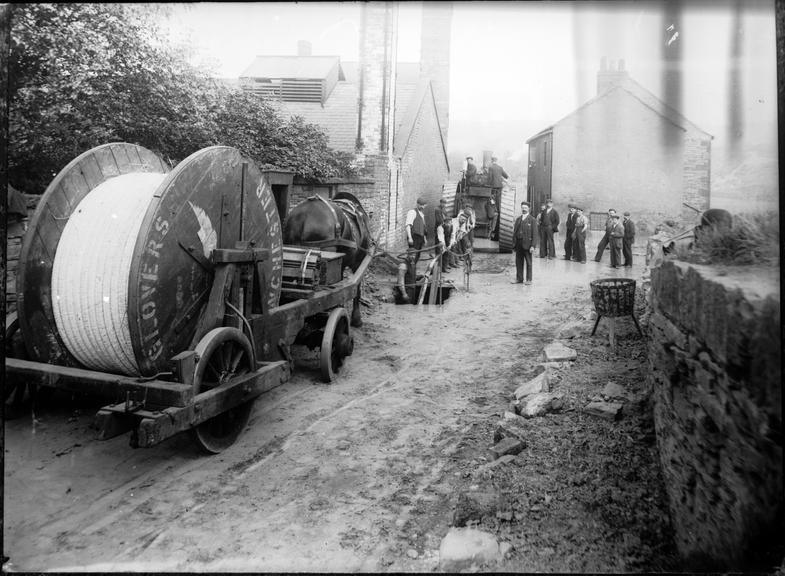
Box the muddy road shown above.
[3,250,677,572]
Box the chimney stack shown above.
[297,40,312,56]
[420,2,453,147]
[597,57,629,95]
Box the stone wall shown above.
[647,260,782,568]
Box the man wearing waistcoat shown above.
[405,197,428,267]
[512,201,538,284]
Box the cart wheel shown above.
[320,308,353,383]
[191,327,256,454]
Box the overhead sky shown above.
[165,1,777,173]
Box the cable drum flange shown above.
[17,143,169,367]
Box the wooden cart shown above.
[4,143,371,453]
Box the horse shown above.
[283,193,372,326]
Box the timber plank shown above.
[135,361,288,447]
[5,358,194,407]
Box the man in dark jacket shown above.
[465,156,478,185]
[622,211,636,267]
[609,213,625,268]
[593,208,617,262]
[539,199,560,259]
[572,207,588,263]
[564,204,576,260]
[511,202,538,284]
[486,156,509,201]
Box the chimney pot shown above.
[297,40,312,56]
[600,56,607,71]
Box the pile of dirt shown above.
[441,310,681,571]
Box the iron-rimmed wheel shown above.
[190,327,256,454]
[320,308,353,383]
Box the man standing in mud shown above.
[609,213,625,268]
[564,204,577,260]
[539,199,560,259]
[593,208,617,262]
[511,201,538,284]
[572,207,588,263]
[406,197,428,270]
[622,211,635,267]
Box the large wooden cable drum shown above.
[18,144,284,377]
[17,143,169,368]
[52,172,166,374]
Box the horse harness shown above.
[297,195,364,252]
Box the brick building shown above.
[526,59,712,235]
[239,2,452,253]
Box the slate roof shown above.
[526,74,712,143]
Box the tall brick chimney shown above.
[356,2,395,154]
[420,1,452,146]
[597,57,629,95]
[297,40,312,56]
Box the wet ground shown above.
[3,246,680,572]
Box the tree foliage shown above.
[9,3,356,193]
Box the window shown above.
[528,144,536,164]
[543,141,548,166]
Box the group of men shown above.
[404,196,473,276]
[511,202,636,284]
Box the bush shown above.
[674,212,779,266]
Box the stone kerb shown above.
[647,259,781,568]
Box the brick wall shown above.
[550,88,702,235]
[647,260,782,568]
[682,134,711,220]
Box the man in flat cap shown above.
[572,206,588,263]
[564,204,577,260]
[609,213,625,268]
[622,211,636,267]
[486,156,509,210]
[405,196,428,268]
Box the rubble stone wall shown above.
[647,259,782,567]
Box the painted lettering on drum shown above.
[137,219,166,364]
